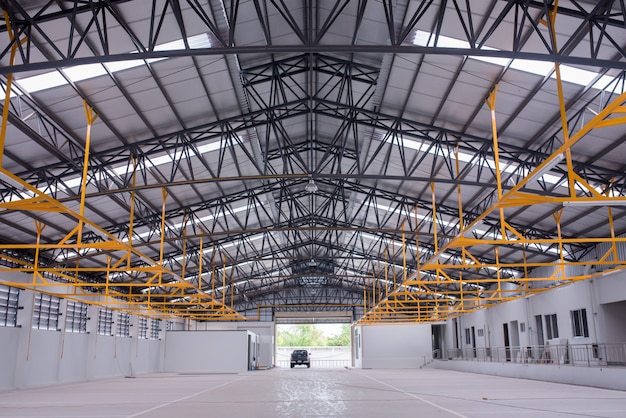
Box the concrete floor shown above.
[1,368,626,417]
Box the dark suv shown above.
[290,349,310,368]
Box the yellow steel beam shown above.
[358,7,626,324]
[0,61,242,321]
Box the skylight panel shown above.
[15,33,211,94]
[412,30,609,90]
[14,71,68,93]
[38,134,227,204]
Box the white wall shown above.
[443,270,626,357]
[0,327,20,391]
[435,270,626,390]
[162,330,251,372]
[358,324,432,368]
[601,301,626,343]
[435,359,626,391]
[185,320,275,368]
[0,284,267,391]
[0,312,162,390]
[0,275,275,390]
[0,281,163,390]
[237,322,274,368]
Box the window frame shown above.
[97,308,114,336]
[116,311,131,337]
[138,317,148,339]
[544,313,559,340]
[150,319,161,340]
[32,293,61,331]
[65,300,89,333]
[570,308,590,338]
[0,285,20,327]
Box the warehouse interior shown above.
[1,0,626,414]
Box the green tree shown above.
[277,324,326,347]
[326,324,351,346]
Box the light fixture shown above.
[563,198,626,207]
[525,153,564,184]
[305,178,318,193]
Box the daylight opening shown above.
[275,323,352,369]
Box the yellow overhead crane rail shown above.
[358,2,626,325]
[0,14,243,322]
[359,82,626,323]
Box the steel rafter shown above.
[1,1,626,324]
[2,1,626,73]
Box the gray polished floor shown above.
[1,368,625,417]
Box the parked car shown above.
[290,349,310,368]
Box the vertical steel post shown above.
[486,86,506,241]
[546,2,577,199]
[159,188,168,286]
[384,249,388,298]
[430,182,438,254]
[553,209,565,279]
[32,220,45,285]
[222,256,226,306]
[106,255,111,298]
[127,158,137,270]
[78,102,98,245]
[605,181,618,262]
[363,285,367,312]
[182,225,188,282]
[196,230,201,291]
[211,244,216,294]
[402,222,407,284]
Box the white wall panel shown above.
[0,283,163,390]
[0,327,20,390]
[360,324,432,368]
[162,330,250,372]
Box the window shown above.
[545,314,559,339]
[571,308,589,338]
[0,285,20,327]
[97,308,114,336]
[32,293,61,330]
[65,301,88,333]
[138,317,148,339]
[150,319,161,340]
[519,322,526,333]
[116,312,131,337]
[477,328,484,337]
[464,328,471,344]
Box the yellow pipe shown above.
[402,222,407,284]
[230,266,234,308]
[128,158,137,269]
[32,220,45,285]
[106,255,111,296]
[553,209,565,279]
[431,182,438,254]
[384,249,388,298]
[195,229,200,290]
[78,102,98,244]
[222,257,226,306]
[211,245,216,294]
[363,285,366,312]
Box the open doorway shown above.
[431,324,445,359]
[275,323,351,368]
